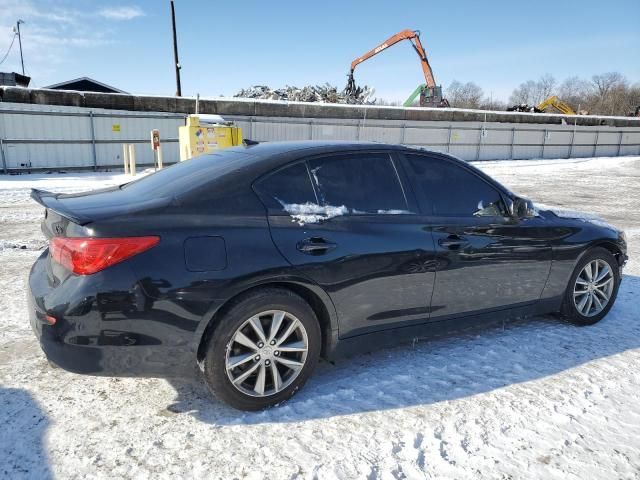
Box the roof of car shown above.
[232,140,409,156]
[210,140,429,173]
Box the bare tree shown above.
[509,80,537,105]
[447,80,484,109]
[592,72,625,99]
[509,74,557,106]
[558,76,591,111]
[626,83,640,116]
[590,72,628,115]
[536,74,557,103]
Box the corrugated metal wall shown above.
[1,102,639,172]
[0,103,184,170]
[230,115,640,161]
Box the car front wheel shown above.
[203,288,321,410]
[562,247,621,325]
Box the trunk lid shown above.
[31,187,173,237]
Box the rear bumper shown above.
[28,251,198,378]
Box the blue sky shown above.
[1,0,639,102]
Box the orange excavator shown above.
[344,29,449,108]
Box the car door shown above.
[400,152,553,320]
[254,151,437,338]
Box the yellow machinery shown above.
[178,115,243,161]
[537,96,576,115]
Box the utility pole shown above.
[170,1,182,97]
[15,20,25,75]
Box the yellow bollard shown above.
[122,144,129,174]
[128,144,136,176]
[157,144,163,169]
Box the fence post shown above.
[128,144,136,176]
[122,144,129,174]
[568,129,575,159]
[616,131,623,156]
[0,138,7,174]
[401,122,407,144]
[308,120,313,140]
[541,129,547,159]
[509,127,515,159]
[475,127,482,161]
[248,117,253,140]
[447,126,452,153]
[592,131,599,157]
[356,120,361,141]
[89,111,98,171]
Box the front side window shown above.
[404,154,506,217]
[307,153,409,214]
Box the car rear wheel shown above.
[203,288,321,410]
[561,247,620,325]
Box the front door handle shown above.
[296,237,337,255]
[438,235,469,250]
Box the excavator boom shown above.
[349,29,437,88]
[344,29,447,107]
[537,95,576,115]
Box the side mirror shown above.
[512,197,536,219]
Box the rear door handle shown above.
[296,237,337,255]
[438,235,469,249]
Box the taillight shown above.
[49,236,160,275]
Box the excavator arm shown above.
[537,96,576,115]
[344,29,438,98]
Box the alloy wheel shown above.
[225,310,309,397]
[573,259,614,317]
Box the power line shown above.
[0,33,17,66]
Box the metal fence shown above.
[228,115,640,161]
[0,103,184,172]
[1,102,639,173]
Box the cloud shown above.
[0,0,115,84]
[0,0,80,24]
[98,6,144,21]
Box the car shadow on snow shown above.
[0,387,52,479]
[166,274,640,425]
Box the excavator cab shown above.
[402,84,449,107]
[420,86,449,108]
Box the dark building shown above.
[0,72,31,87]
[44,77,127,94]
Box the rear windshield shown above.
[121,149,253,197]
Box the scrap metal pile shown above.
[234,83,375,104]
[507,104,543,113]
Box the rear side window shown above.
[255,161,317,210]
[307,153,409,214]
[404,154,505,217]
[121,149,252,197]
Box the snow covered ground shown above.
[1,156,639,479]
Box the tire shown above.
[203,288,321,410]
[561,247,621,326]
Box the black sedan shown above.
[28,141,628,410]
